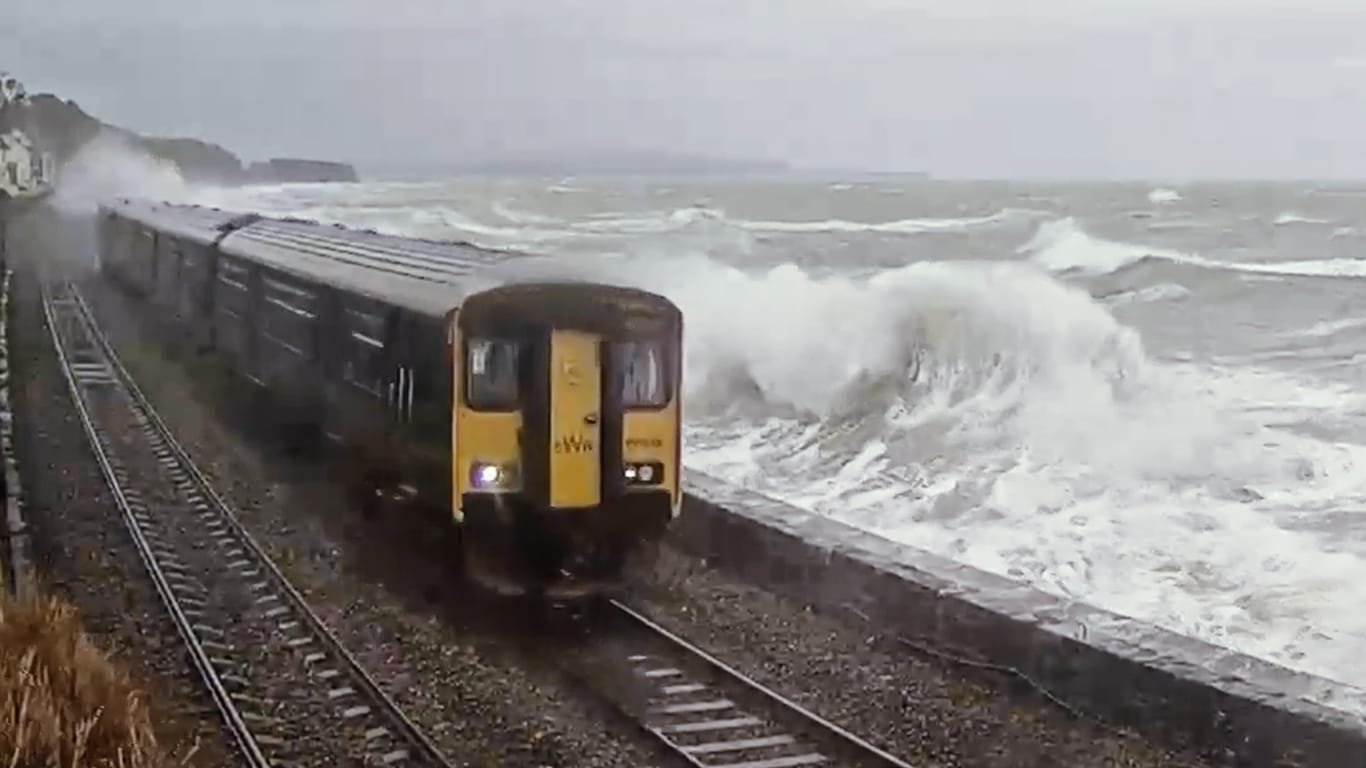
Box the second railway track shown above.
[43,279,452,768]
[559,599,915,768]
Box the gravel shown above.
[83,277,664,768]
[10,268,237,768]
[631,541,1225,767]
[88,348,388,766]
[84,274,1224,768]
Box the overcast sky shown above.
[6,0,1366,179]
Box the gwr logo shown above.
[562,358,581,387]
[554,434,595,454]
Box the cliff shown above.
[141,137,245,184]
[21,94,246,184]
[18,93,357,185]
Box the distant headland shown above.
[459,149,791,176]
[11,81,926,186]
[362,151,930,181]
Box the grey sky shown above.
[6,0,1366,179]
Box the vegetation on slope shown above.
[0,589,182,768]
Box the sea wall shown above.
[672,472,1366,768]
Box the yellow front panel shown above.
[549,329,601,508]
[623,397,681,511]
[451,325,522,522]
[454,411,522,493]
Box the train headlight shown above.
[623,462,663,485]
[470,462,517,490]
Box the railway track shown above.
[43,280,452,768]
[566,599,916,768]
[42,274,913,768]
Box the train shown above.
[96,198,684,599]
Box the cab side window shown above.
[466,338,519,410]
[615,341,668,408]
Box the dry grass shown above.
[0,589,184,768]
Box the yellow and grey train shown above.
[97,198,683,598]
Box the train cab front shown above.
[451,283,683,600]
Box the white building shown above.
[0,74,54,200]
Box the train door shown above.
[546,329,601,508]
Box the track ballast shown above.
[43,280,452,768]
[561,598,916,768]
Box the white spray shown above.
[49,131,194,216]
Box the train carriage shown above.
[95,198,683,599]
[99,202,256,352]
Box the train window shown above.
[215,259,250,310]
[409,320,451,443]
[262,276,318,359]
[465,338,519,410]
[340,299,393,399]
[343,338,386,397]
[614,341,669,408]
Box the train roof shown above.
[459,281,681,335]
[100,198,251,245]
[218,216,529,315]
[100,199,684,323]
[101,198,543,316]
